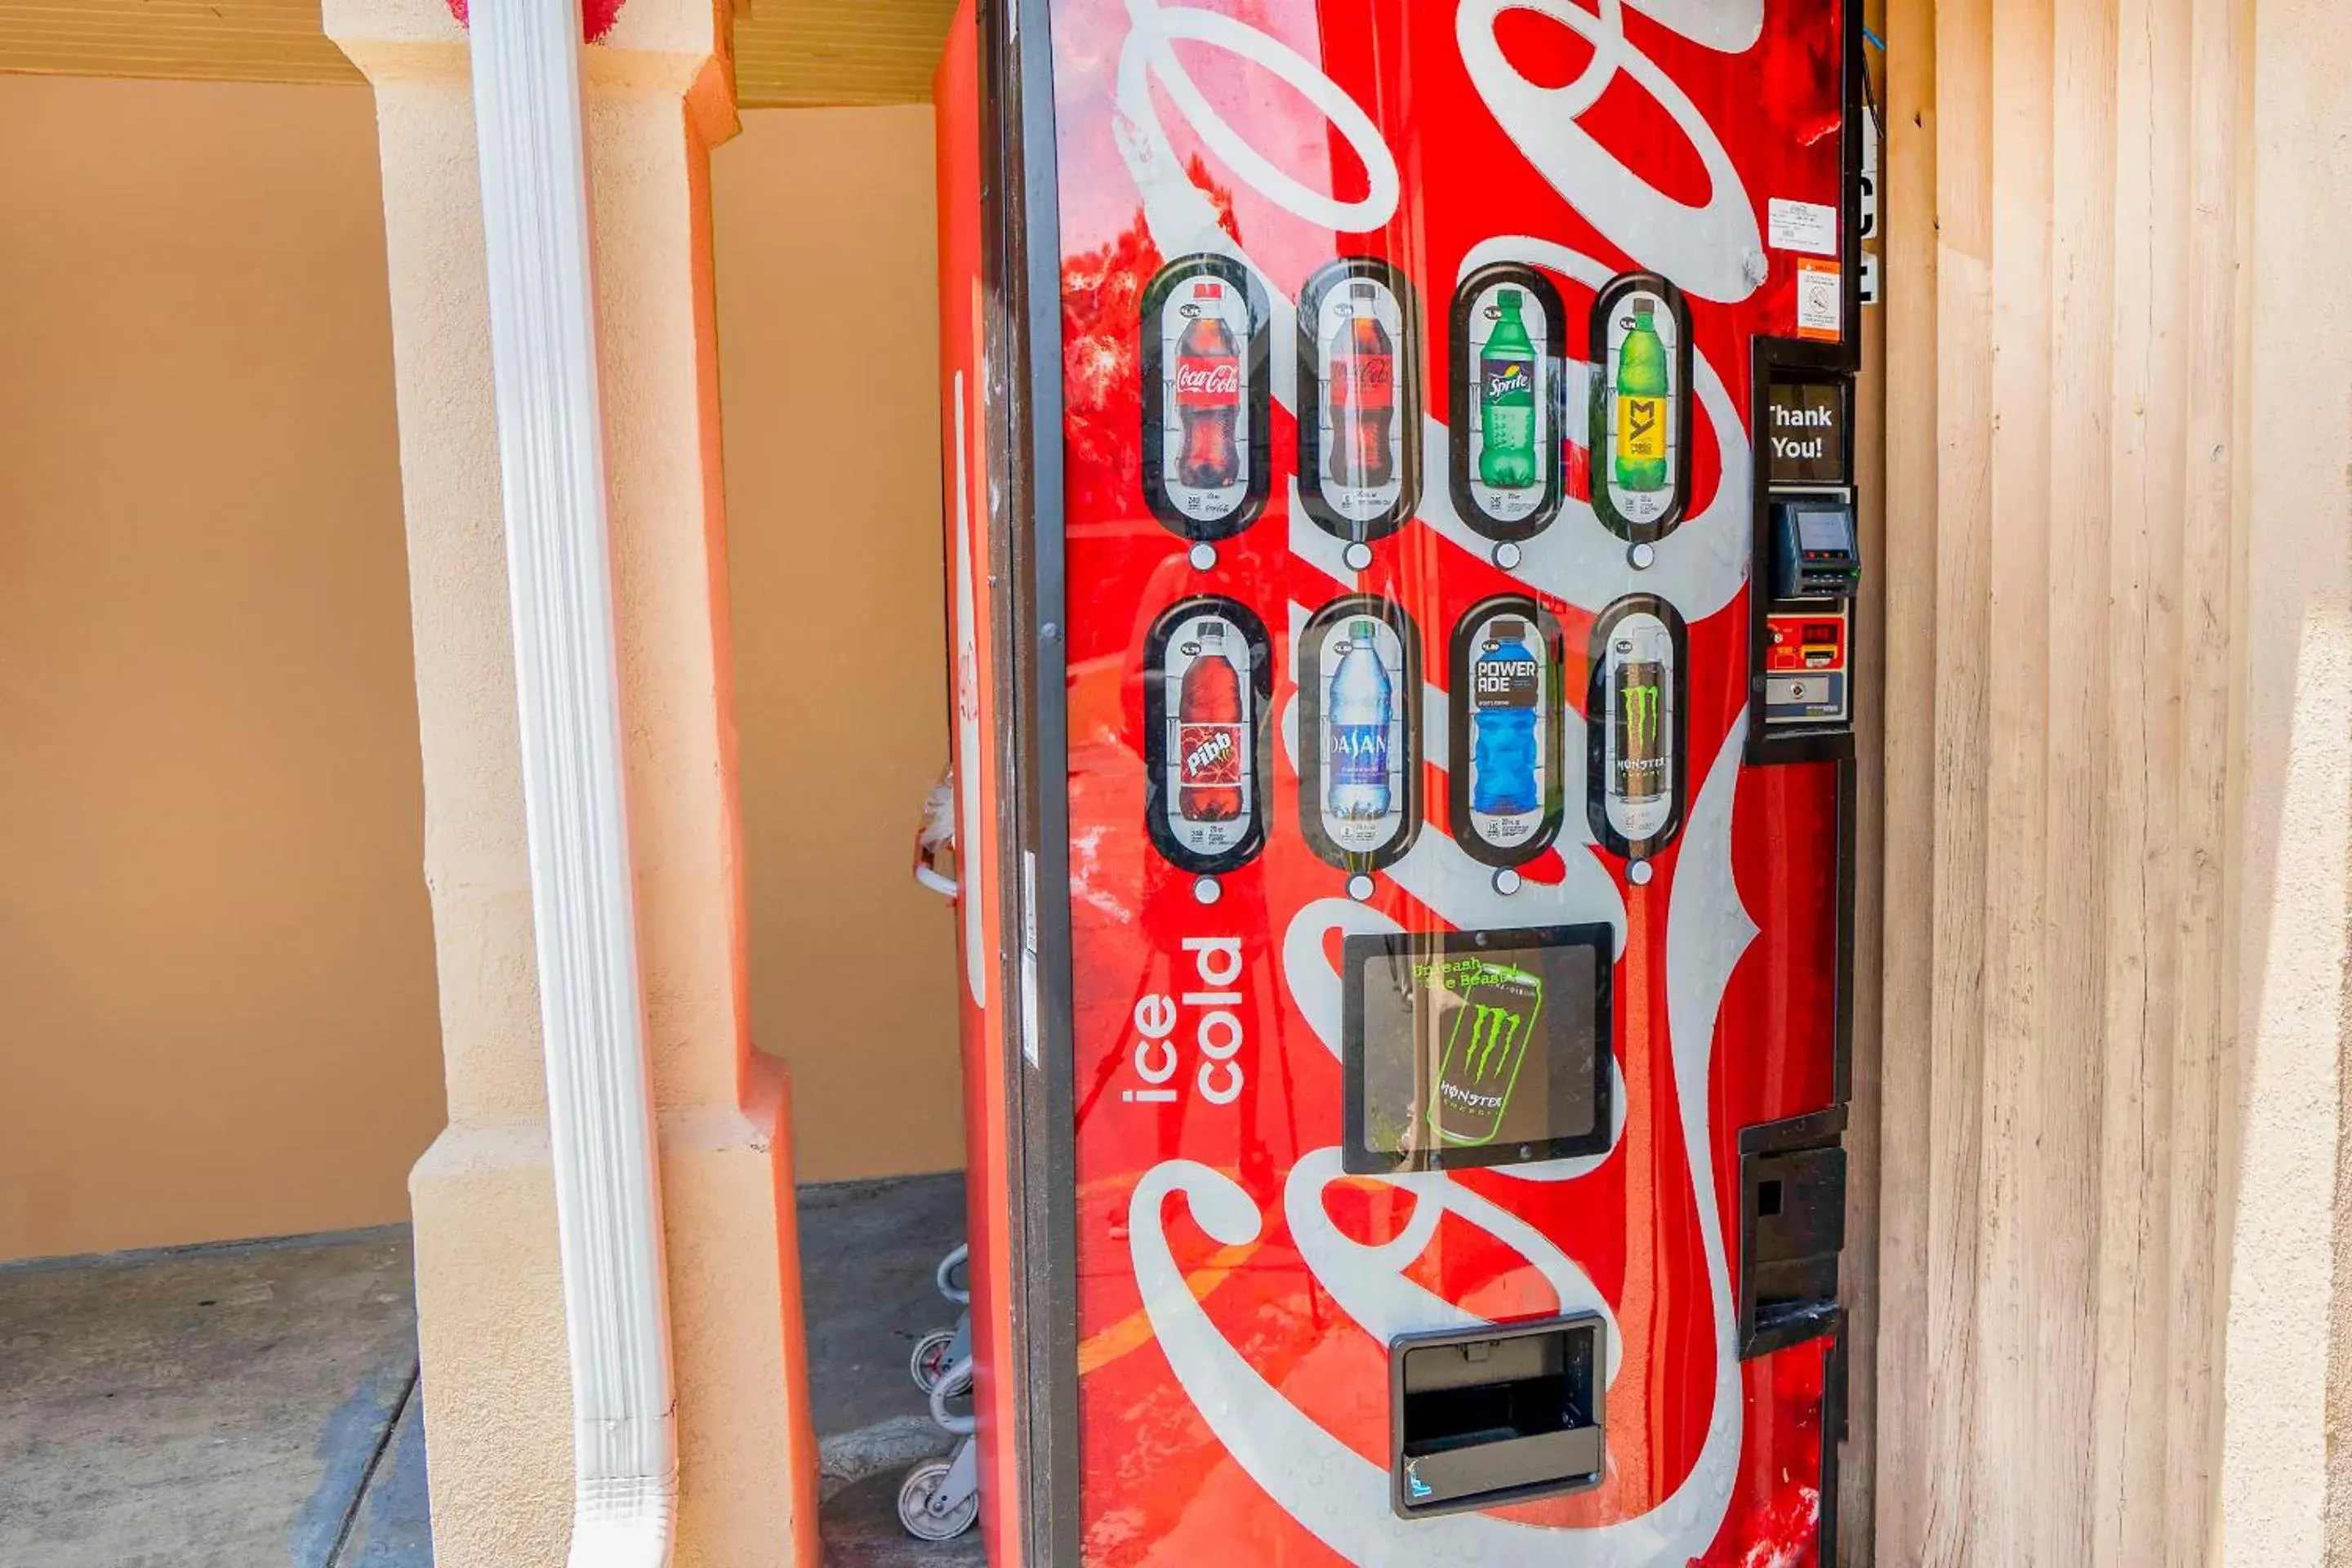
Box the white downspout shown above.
[466,0,677,1563]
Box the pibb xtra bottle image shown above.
[1178,621,1245,824]
[1613,298,1670,493]
[1477,287,1538,491]
[1326,620,1393,822]
[1174,280,1242,492]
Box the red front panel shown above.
[1036,2,1845,1561]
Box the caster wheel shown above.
[910,1329,958,1394]
[898,1457,978,1541]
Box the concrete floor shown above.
[0,1174,978,1566]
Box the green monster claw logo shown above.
[1427,961,1544,1147]
[1623,681,1661,750]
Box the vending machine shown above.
[931,0,1864,1561]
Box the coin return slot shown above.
[1388,1316,1604,1518]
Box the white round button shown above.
[1343,541,1374,572]
[1193,876,1223,906]
[1346,874,1375,902]
[1492,541,1522,572]
[1187,542,1218,572]
[1628,542,1657,570]
[1628,859,1655,886]
[1491,868,1523,897]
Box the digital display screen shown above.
[1797,506,1853,554]
[1343,925,1614,1174]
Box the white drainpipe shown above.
[466,0,678,1563]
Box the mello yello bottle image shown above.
[1477,288,1539,491]
[1177,621,1245,823]
[1614,299,1669,493]
[1327,620,1392,822]
[1429,960,1545,1147]
[1471,619,1541,817]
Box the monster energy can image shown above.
[1591,600,1682,856]
[1428,960,1545,1147]
[1613,649,1666,805]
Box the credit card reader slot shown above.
[1390,1315,1605,1518]
[1771,497,1862,603]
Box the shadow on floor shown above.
[0,1174,980,1566]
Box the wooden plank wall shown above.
[1872,0,2247,1560]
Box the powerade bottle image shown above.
[1177,621,1245,824]
[1327,620,1392,822]
[1614,299,1670,493]
[1429,960,1545,1147]
[1471,619,1541,817]
[1477,287,1538,491]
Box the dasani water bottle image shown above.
[1326,620,1392,821]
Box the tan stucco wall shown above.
[0,78,960,1263]
[0,74,442,1263]
[713,104,963,1183]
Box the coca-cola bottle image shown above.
[1174,282,1242,490]
[1328,281,1396,490]
[1178,621,1245,822]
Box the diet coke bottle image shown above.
[1298,259,1420,542]
[1140,256,1267,540]
[1174,283,1241,490]
[1328,281,1396,491]
[1178,621,1245,823]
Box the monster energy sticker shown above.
[1428,960,1544,1147]
[1588,273,1693,541]
[1450,265,1566,540]
[1298,597,1420,875]
[1143,598,1272,876]
[1586,596,1686,859]
[1297,259,1422,542]
[1342,925,1613,1177]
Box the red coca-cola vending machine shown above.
[931,0,1864,1561]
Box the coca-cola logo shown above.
[1175,358,1242,403]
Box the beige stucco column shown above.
[1873,0,2352,1562]
[322,0,820,1561]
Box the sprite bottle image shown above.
[1613,299,1670,493]
[1428,959,1544,1147]
[1477,288,1538,491]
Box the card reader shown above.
[1770,499,1862,603]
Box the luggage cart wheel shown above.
[910,1329,958,1394]
[897,1455,980,1541]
